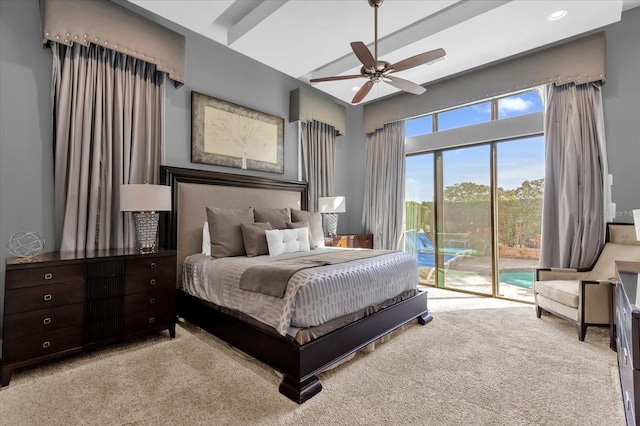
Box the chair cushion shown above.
[534,280,579,308]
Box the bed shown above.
[159,165,432,403]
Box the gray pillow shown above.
[253,207,291,229]
[206,207,254,258]
[290,209,324,249]
[240,222,272,257]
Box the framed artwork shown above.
[191,91,284,173]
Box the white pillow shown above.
[202,222,211,256]
[264,227,310,256]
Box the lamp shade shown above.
[633,209,640,241]
[318,196,346,213]
[120,184,171,212]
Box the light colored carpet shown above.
[0,288,625,426]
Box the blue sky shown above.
[405,91,544,203]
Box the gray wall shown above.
[0,0,638,338]
[601,6,640,223]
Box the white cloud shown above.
[498,97,535,117]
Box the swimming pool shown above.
[499,268,535,289]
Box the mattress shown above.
[181,248,419,336]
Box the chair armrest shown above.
[580,280,612,324]
[535,267,586,281]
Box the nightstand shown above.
[325,234,373,249]
[2,249,176,386]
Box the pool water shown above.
[499,269,535,289]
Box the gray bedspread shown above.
[239,249,391,297]
[181,248,419,336]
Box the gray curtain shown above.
[540,82,605,269]
[362,121,406,250]
[51,42,163,251]
[300,120,336,211]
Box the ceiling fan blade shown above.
[351,42,376,69]
[352,80,374,104]
[384,76,426,95]
[310,74,364,83]
[387,48,446,73]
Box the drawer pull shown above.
[42,341,51,349]
[43,317,52,325]
[150,262,157,269]
[149,317,155,324]
[43,294,53,301]
[44,273,53,280]
[150,279,157,286]
[149,298,156,304]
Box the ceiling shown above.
[123,0,640,105]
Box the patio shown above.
[417,254,539,302]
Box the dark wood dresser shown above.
[2,249,176,386]
[325,234,373,249]
[614,261,640,426]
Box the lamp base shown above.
[325,213,338,237]
[133,212,160,253]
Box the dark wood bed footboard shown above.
[177,289,431,403]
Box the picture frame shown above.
[191,91,284,173]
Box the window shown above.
[404,89,543,303]
[438,101,491,131]
[498,91,543,119]
[406,115,433,137]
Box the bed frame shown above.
[159,165,432,403]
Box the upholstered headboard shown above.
[159,166,307,284]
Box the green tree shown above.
[444,182,490,201]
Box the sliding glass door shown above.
[405,153,436,285]
[404,89,544,301]
[440,145,492,294]
[495,136,544,302]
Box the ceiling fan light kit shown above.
[310,0,446,104]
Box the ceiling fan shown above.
[310,0,446,104]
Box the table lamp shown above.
[318,196,346,237]
[120,184,171,253]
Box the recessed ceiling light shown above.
[351,86,360,92]
[547,10,567,21]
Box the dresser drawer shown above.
[124,289,174,315]
[3,303,84,340]
[125,271,175,295]
[125,255,174,275]
[124,310,174,336]
[4,281,85,315]
[2,326,83,363]
[5,263,85,290]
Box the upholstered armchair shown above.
[534,223,640,341]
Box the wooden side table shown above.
[325,234,373,249]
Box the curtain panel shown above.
[300,120,337,211]
[51,42,163,251]
[540,82,607,269]
[362,121,406,250]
